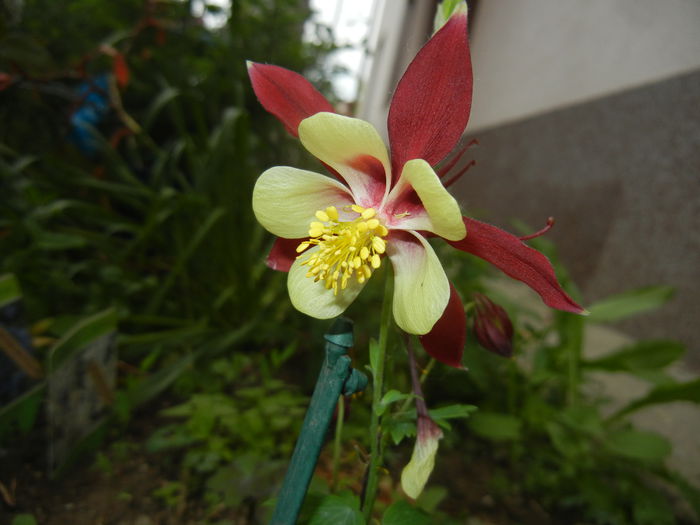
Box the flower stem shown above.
[331,397,345,492]
[361,273,393,520]
[406,335,429,418]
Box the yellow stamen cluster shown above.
[296,204,388,295]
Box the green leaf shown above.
[382,500,430,525]
[146,206,227,313]
[48,309,118,368]
[546,422,586,459]
[613,378,700,418]
[0,34,51,68]
[11,514,38,525]
[429,404,477,421]
[558,405,603,436]
[0,383,44,438]
[377,389,413,416]
[584,340,685,372]
[468,411,521,441]
[605,429,671,462]
[587,286,675,323]
[0,273,21,308]
[385,417,416,446]
[307,494,365,525]
[34,231,87,250]
[144,86,180,130]
[415,485,448,513]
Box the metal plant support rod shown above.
[270,318,368,525]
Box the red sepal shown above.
[266,237,301,272]
[449,218,584,314]
[247,62,334,137]
[419,283,466,368]
[388,7,472,179]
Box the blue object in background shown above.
[69,74,111,157]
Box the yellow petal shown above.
[387,231,450,334]
[252,166,353,239]
[387,159,466,241]
[401,419,443,499]
[298,112,391,207]
[288,246,366,319]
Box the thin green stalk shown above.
[361,274,393,520]
[565,315,584,406]
[331,397,345,492]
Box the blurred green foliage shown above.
[0,0,335,362]
[0,0,335,505]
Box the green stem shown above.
[361,274,393,520]
[331,397,345,493]
[566,314,584,406]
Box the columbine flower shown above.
[248,2,583,367]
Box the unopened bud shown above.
[473,293,514,357]
[401,416,443,499]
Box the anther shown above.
[297,205,389,293]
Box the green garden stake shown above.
[270,317,367,525]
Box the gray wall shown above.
[469,0,700,130]
[453,69,700,367]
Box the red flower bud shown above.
[473,293,514,357]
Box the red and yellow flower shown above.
[248,3,583,367]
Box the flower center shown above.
[296,204,388,295]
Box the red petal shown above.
[419,283,465,368]
[266,237,301,272]
[449,218,584,314]
[247,62,334,137]
[388,7,472,179]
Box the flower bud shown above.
[473,293,514,357]
[401,416,443,499]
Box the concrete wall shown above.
[452,69,700,366]
[357,0,435,132]
[468,0,700,131]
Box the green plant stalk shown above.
[269,318,367,525]
[565,315,584,406]
[567,345,578,406]
[331,397,345,493]
[361,275,393,520]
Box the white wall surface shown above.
[468,0,700,131]
[357,0,435,134]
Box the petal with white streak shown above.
[252,166,353,239]
[387,231,450,335]
[298,112,390,208]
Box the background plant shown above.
[0,0,336,421]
